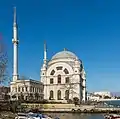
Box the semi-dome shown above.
[51,50,78,60]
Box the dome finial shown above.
[64,48,67,51]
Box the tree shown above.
[29,93,33,101]
[4,93,10,100]
[104,96,111,99]
[20,76,31,101]
[19,92,24,102]
[34,92,39,101]
[60,76,78,102]
[73,97,79,106]
[0,39,8,85]
[12,95,16,99]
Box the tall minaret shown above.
[12,7,19,82]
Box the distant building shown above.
[41,43,87,103]
[87,91,112,102]
[0,86,10,101]
[87,93,100,101]
[10,8,44,101]
[93,91,111,98]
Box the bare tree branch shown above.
[0,41,8,85]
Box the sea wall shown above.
[21,103,120,113]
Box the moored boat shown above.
[104,114,120,119]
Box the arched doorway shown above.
[57,90,61,100]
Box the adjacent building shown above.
[10,79,43,101]
[41,43,87,103]
[0,86,10,101]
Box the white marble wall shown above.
[41,60,86,103]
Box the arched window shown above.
[64,68,69,74]
[65,90,69,100]
[58,75,61,84]
[50,70,55,75]
[65,77,69,83]
[50,90,54,100]
[57,90,61,100]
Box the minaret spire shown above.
[12,7,19,82]
[44,40,47,62]
[43,40,47,68]
[14,7,16,25]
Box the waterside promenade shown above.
[21,103,120,113]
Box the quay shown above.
[1,101,120,113]
[37,107,120,113]
[21,103,120,113]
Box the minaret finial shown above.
[14,7,16,25]
[44,40,46,52]
[64,48,67,51]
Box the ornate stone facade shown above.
[41,47,87,103]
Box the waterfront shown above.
[0,112,104,119]
[45,113,104,119]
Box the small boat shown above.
[15,112,55,119]
[104,114,120,119]
[28,112,53,119]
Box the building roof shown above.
[51,50,78,60]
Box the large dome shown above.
[51,50,78,60]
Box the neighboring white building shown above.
[41,43,87,103]
[10,79,44,101]
[87,93,100,101]
[87,91,112,102]
[10,7,44,101]
[93,91,111,98]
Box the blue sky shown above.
[0,0,120,92]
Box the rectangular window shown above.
[15,88,17,92]
[65,77,69,83]
[33,87,34,92]
[22,87,24,92]
[58,75,61,84]
[50,78,54,84]
[30,87,32,92]
[26,87,28,92]
[58,78,61,84]
[18,87,20,92]
[56,66,63,70]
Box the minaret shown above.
[12,7,19,82]
[40,41,47,83]
[43,41,47,67]
[41,41,47,100]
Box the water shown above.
[104,100,120,106]
[45,113,104,119]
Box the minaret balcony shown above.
[12,39,19,44]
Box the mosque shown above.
[41,43,87,103]
[10,8,87,103]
